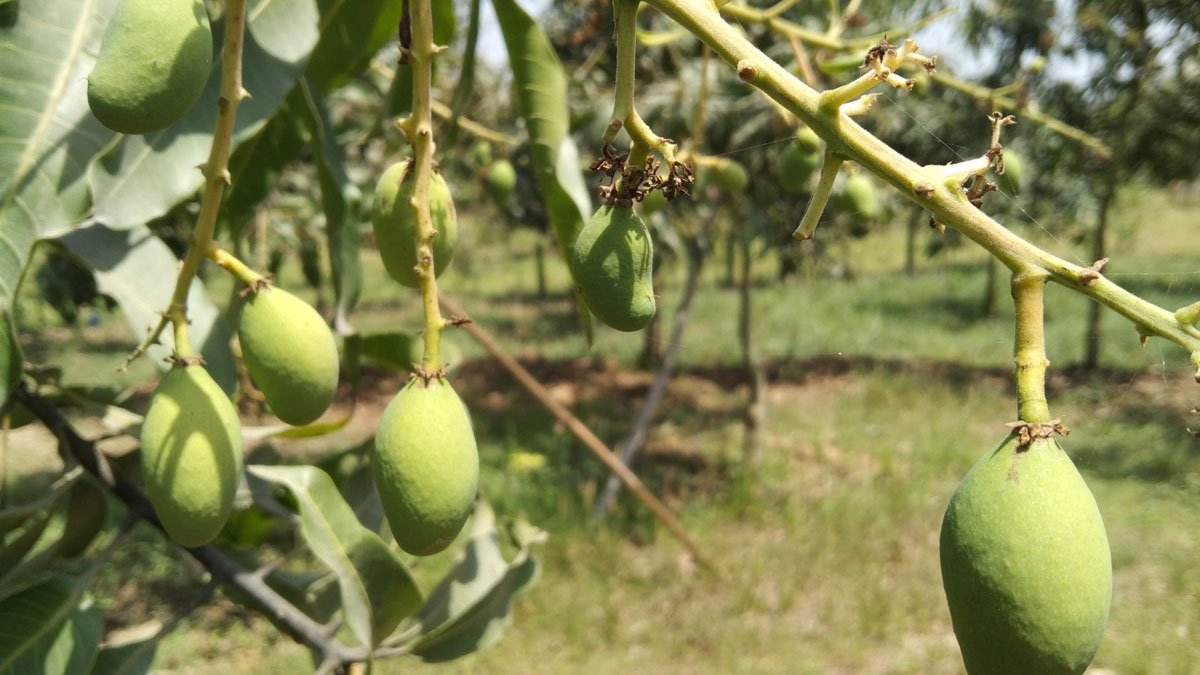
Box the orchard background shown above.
[1,0,1199,673]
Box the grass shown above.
[6,187,1200,672]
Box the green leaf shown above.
[91,635,157,675]
[223,89,309,235]
[296,79,363,334]
[246,465,422,647]
[87,0,320,230]
[493,0,595,344]
[58,225,238,394]
[0,504,55,580]
[307,0,405,93]
[0,576,99,674]
[442,0,481,146]
[400,502,544,662]
[0,0,120,318]
[0,312,20,408]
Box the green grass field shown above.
[10,187,1200,673]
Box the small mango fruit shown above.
[841,174,879,219]
[778,142,821,193]
[371,161,458,288]
[639,188,668,215]
[373,378,479,556]
[794,126,822,154]
[486,159,517,205]
[141,364,243,548]
[998,152,1024,194]
[239,285,339,426]
[87,0,213,134]
[571,204,655,332]
[711,158,750,193]
[940,435,1111,675]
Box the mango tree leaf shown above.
[493,0,595,343]
[246,465,422,647]
[0,507,53,580]
[58,225,238,393]
[87,0,320,230]
[307,0,405,93]
[0,0,120,396]
[395,502,544,662]
[442,0,481,146]
[0,576,99,674]
[296,79,362,334]
[222,88,309,235]
[91,635,157,675]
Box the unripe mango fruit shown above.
[239,285,339,426]
[87,0,213,135]
[56,480,108,558]
[371,161,458,288]
[486,159,517,205]
[373,378,479,556]
[940,435,1111,675]
[998,152,1024,194]
[794,126,821,154]
[711,158,749,193]
[639,188,668,214]
[571,204,655,332]
[778,142,821,193]
[841,174,879,219]
[141,364,243,548]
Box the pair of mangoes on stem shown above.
[142,284,339,547]
[370,161,479,556]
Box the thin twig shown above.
[437,295,719,575]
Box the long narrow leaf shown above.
[0,576,95,672]
[246,465,422,647]
[493,0,595,343]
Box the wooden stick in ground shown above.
[439,294,717,574]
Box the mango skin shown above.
[239,285,339,426]
[711,158,749,193]
[373,378,479,556]
[87,0,213,135]
[794,126,821,154]
[371,161,458,288]
[571,204,656,332]
[778,142,820,193]
[998,152,1024,194]
[486,159,517,205]
[940,436,1111,675]
[141,365,243,548]
[841,174,879,219]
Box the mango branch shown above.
[401,0,447,372]
[605,0,677,167]
[1012,273,1051,423]
[439,294,717,575]
[642,0,1200,360]
[713,2,1105,155]
[122,0,249,369]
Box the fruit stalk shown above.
[642,0,1200,359]
[1012,273,1051,423]
[125,0,249,364]
[605,0,675,167]
[407,0,446,371]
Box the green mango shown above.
[940,435,1111,675]
[711,158,749,193]
[778,142,821,193]
[472,141,493,167]
[571,204,655,332]
[239,285,339,426]
[998,152,1024,194]
[841,174,879,219]
[141,364,243,547]
[87,0,213,135]
[55,479,108,558]
[371,161,458,288]
[486,159,517,205]
[794,126,822,154]
[639,188,668,214]
[373,378,479,556]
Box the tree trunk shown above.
[739,236,766,469]
[980,256,998,317]
[534,240,547,299]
